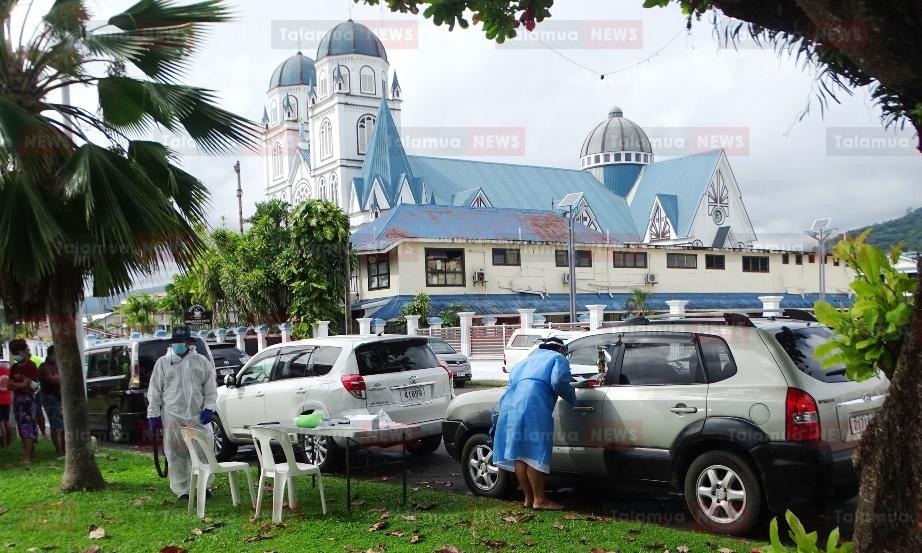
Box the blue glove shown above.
[147,416,162,433]
[199,409,214,425]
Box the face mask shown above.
[12,354,24,363]
[171,344,188,356]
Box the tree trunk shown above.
[48,301,106,492]
[852,260,922,552]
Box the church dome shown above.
[316,20,388,62]
[268,52,317,90]
[579,106,653,169]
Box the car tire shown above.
[407,434,442,456]
[212,416,237,462]
[454,380,466,388]
[684,450,763,536]
[297,435,342,471]
[108,408,129,444]
[461,433,513,498]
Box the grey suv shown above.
[442,311,889,535]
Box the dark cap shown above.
[537,336,567,354]
[170,326,192,343]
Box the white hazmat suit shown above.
[147,346,218,496]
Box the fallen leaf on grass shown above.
[81,547,101,553]
[500,511,534,524]
[159,547,187,553]
[409,535,424,544]
[95,513,114,523]
[190,528,204,536]
[87,526,106,540]
[455,519,472,528]
[589,549,618,553]
[436,547,464,553]
[105,455,117,461]
[750,549,763,553]
[552,521,565,530]
[522,541,537,547]
[718,549,735,553]
[579,537,589,545]
[351,499,367,508]
[0,508,7,516]
[129,496,153,506]
[412,502,436,510]
[563,513,580,520]
[364,546,385,553]
[480,538,507,548]
[676,547,689,553]
[518,529,531,536]
[386,531,405,538]
[402,515,418,522]
[243,534,272,543]
[624,536,636,542]
[584,514,610,522]
[368,520,389,532]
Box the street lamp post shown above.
[806,218,836,302]
[557,193,583,324]
[233,161,243,234]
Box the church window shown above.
[318,177,327,200]
[330,174,339,206]
[319,70,328,97]
[320,119,333,159]
[336,66,350,92]
[272,142,283,178]
[360,66,376,94]
[614,153,622,162]
[357,114,376,154]
[293,182,310,204]
[626,153,633,162]
[707,170,730,219]
[603,154,610,163]
[284,95,298,119]
[593,155,600,164]
[649,202,671,241]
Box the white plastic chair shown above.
[250,426,327,523]
[179,426,255,519]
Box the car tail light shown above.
[129,361,140,388]
[341,374,366,400]
[439,361,454,383]
[786,387,820,441]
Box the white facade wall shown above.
[354,240,853,306]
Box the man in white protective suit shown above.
[147,326,218,498]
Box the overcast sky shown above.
[29,0,922,244]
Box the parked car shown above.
[213,335,454,469]
[427,337,471,387]
[208,343,250,380]
[84,336,215,443]
[503,328,578,372]
[443,312,889,536]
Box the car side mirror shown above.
[224,374,235,388]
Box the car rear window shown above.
[510,334,541,348]
[428,339,456,354]
[354,339,439,376]
[211,346,247,363]
[774,326,850,383]
[138,338,210,385]
[274,346,342,380]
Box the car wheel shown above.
[454,380,466,388]
[407,434,442,456]
[684,450,763,536]
[108,408,128,443]
[461,433,513,498]
[212,416,237,462]
[297,435,341,471]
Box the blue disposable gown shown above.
[493,348,577,474]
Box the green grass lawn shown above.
[0,440,766,552]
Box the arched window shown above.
[269,100,278,125]
[320,119,333,159]
[330,174,339,206]
[336,66,350,92]
[293,182,310,204]
[357,114,376,154]
[284,95,298,120]
[360,66,376,94]
[318,177,327,200]
[272,142,283,178]
[319,70,328,97]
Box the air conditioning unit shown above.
[645,273,658,284]
[562,272,571,284]
[473,270,486,284]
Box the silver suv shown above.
[442,311,889,535]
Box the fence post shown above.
[665,300,689,319]
[256,324,268,351]
[316,321,330,337]
[235,326,247,352]
[586,304,605,330]
[517,308,536,329]
[279,322,292,342]
[427,317,443,330]
[357,317,372,335]
[458,312,475,357]
[758,295,784,317]
[405,315,421,335]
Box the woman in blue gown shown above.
[493,337,576,509]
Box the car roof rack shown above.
[636,309,818,327]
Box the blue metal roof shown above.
[351,203,613,253]
[316,20,388,62]
[354,96,420,208]
[268,52,317,90]
[629,150,721,237]
[353,292,854,320]
[601,164,643,197]
[656,193,679,230]
[406,156,641,242]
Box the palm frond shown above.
[107,0,232,31]
[127,140,210,224]
[0,171,66,287]
[84,24,205,82]
[0,95,72,176]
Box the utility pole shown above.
[806,218,835,302]
[344,241,352,334]
[233,161,243,234]
[567,205,577,323]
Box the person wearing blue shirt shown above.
[492,337,576,510]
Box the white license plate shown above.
[399,386,427,403]
[849,413,875,437]
[220,368,235,376]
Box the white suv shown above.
[214,335,453,469]
[443,312,889,535]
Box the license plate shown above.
[849,413,875,437]
[220,368,234,376]
[399,386,427,403]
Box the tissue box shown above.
[348,414,380,429]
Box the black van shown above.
[84,337,214,443]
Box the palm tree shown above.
[0,0,256,490]
[625,288,651,316]
[117,293,159,334]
